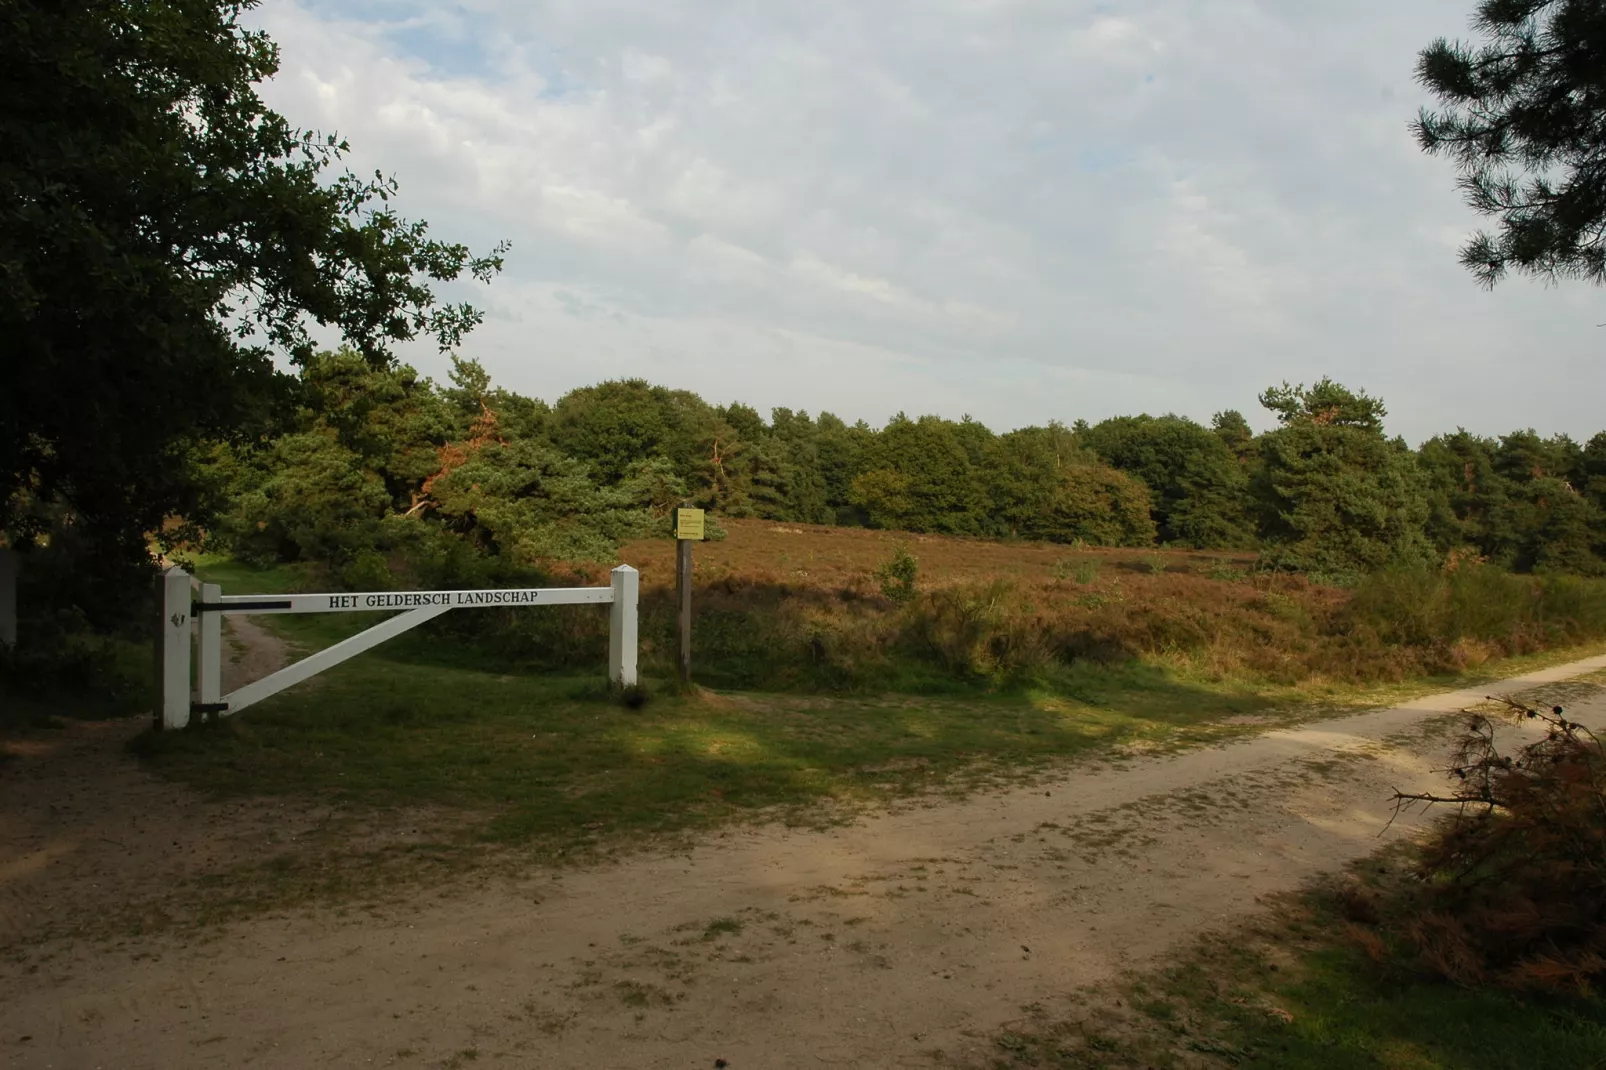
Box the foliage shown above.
[1021,464,1157,548]
[1338,559,1606,668]
[0,0,505,589]
[873,543,920,604]
[1081,414,1256,548]
[1415,0,1606,288]
[1418,428,1603,573]
[1388,696,1606,993]
[1254,379,1434,577]
[184,361,1606,592]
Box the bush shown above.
[873,543,919,605]
[1381,698,1606,993]
[902,581,1050,680]
[0,606,153,723]
[1339,562,1606,661]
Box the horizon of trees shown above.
[189,350,1606,586]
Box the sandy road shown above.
[4,653,1606,1070]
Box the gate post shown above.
[197,581,222,717]
[609,564,639,688]
[159,566,193,730]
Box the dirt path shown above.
[0,617,307,950]
[4,655,1606,1070]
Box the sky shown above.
[248,0,1604,445]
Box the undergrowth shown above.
[1371,696,1606,993]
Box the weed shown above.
[613,980,673,1007]
[1052,557,1102,584]
[702,917,744,939]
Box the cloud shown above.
[251,0,1603,443]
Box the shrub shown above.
[874,543,919,605]
[1384,698,1606,993]
[1339,561,1606,657]
[1051,557,1100,584]
[902,581,1050,680]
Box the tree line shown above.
[195,350,1606,585]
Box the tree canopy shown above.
[1415,0,1606,288]
[1,0,505,587]
[176,360,1606,590]
[1253,381,1435,577]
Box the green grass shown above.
[985,868,1606,1069]
[134,654,1288,855]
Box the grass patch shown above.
[134,654,1288,856]
[980,857,1606,1069]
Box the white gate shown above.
[156,565,639,730]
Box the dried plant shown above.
[1386,697,1606,992]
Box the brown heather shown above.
[519,519,1606,692]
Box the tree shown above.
[1253,380,1434,576]
[1081,414,1256,548]
[767,408,832,524]
[548,380,715,485]
[1211,409,1257,464]
[1414,0,1606,288]
[863,415,990,535]
[990,426,1092,538]
[1,1,505,590]
[1023,465,1156,548]
[1418,429,1509,554]
[426,440,651,565]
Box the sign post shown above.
[671,507,705,687]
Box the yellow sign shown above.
[672,507,706,541]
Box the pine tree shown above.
[1415,0,1606,288]
[1253,380,1434,576]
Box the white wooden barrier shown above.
[157,565,639,730]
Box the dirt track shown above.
[4,652,1605,1070]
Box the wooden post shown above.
[608,564,639,688]
[197,581,223,718]
[670,507,705,688]
[676,537,693,687]
[158,566,193,730]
